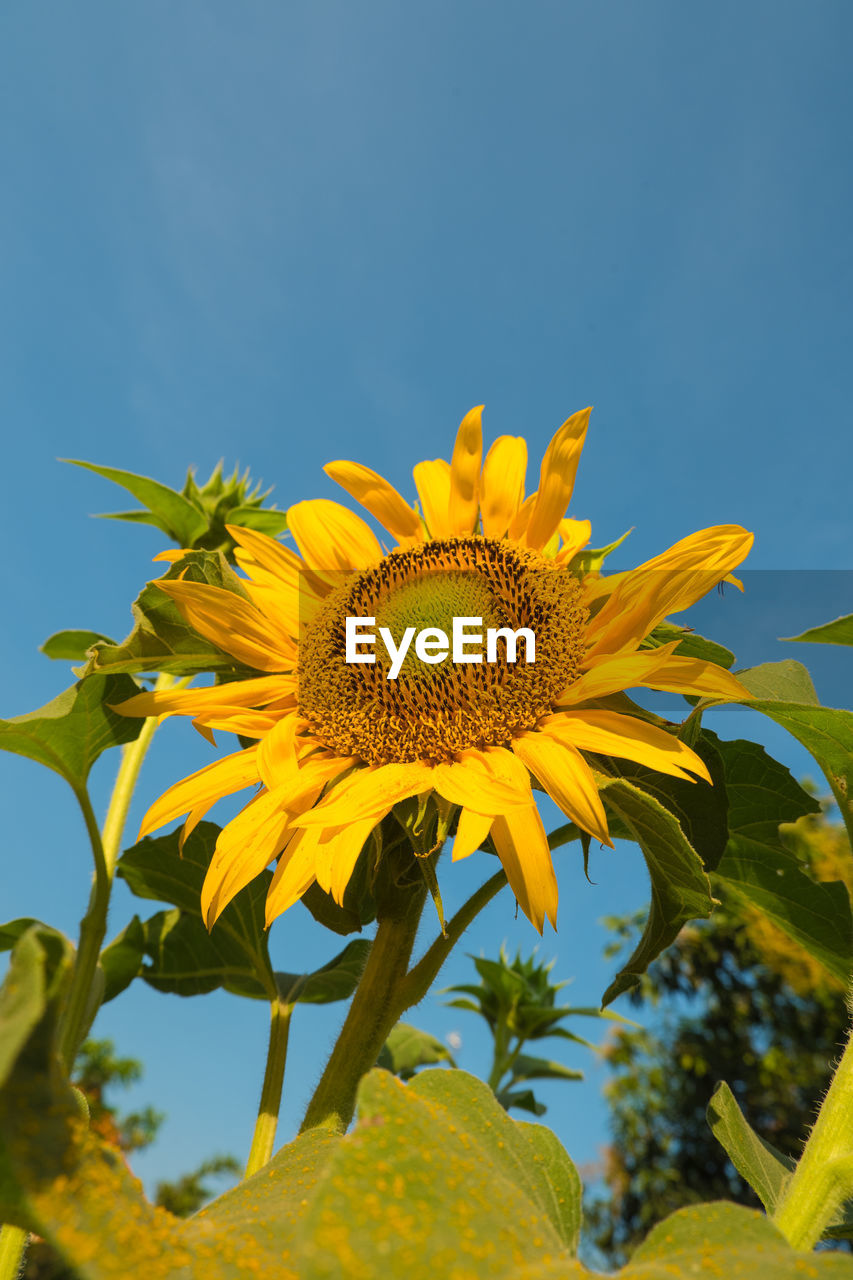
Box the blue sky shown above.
[2,1,852,1204]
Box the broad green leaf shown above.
[226,505,289,536]
[0,674,142,793]
[296,1068,584,1275]
[734,658,820,705]
[746,699,853,834]
[596,775,715,1007]
[510,1053,584,1084]
[0,925,73,1090]
[706,1080,794,1213]
[81,550,254,678]
[40,630,115,661]
[497,1086,547,1116]
[618,1202,853,1279]
[377,1022,455,1080]
[784,614,853,648]
[712,735,852,984]
[64,459,209,546]
[292,939,371,1004]
[0,919,40,952]
[98,915,144,1002]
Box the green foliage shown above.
[443,946,615,1116]
[784,614,853,648]
[80,550,254,678]
[40,631,115,662]
[0,675,142,795]
[644,621,736,669]
[117,822,371,1005]
[587,804,852,1264]
[98,916,145,1002]
[377,1022,455,1080]
[593,774,715,1006]
[64,459,288,555]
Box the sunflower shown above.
[117,407,753,934]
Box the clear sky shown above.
[2,2,852,1202]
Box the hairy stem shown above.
[0,1225,27,1280]
[299,884,427,1135]
[773,1025,853,1249]
[244,985,299,1178]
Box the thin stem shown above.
[299,884,427,1135]
[244,986,298,1178]
[398,869,507,1013]
[773,1026,853,1250]
[0,1225,27,1280]
[56,671,178,1070]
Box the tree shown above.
[586,798,852,1266]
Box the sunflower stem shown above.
[0,1225,27,1280]
[299,882,428,1135]
[773,1022,853,1250]
[244,984,298,1178]
[56,673,178,1071]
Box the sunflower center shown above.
[298,537,587,765]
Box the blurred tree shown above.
[586,796,851,1266]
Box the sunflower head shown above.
[117,405,754,936]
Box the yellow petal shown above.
[314,818,377,904]
[554,518,592,564]
[432,748,530,814]
[139,746,261,838]
[480,436,527,538]
[452,808,493,862]
[265,827,322,925]
[114,675,295,724]
[156,580,296,672]
[413,458,453,539]
[585,525,754,660]
[543,710,711,783]
[507,492,537,541]
[201,786,295,927]
[293,761,433,827]
[153,548,191,563]
[490,804,558,933]
[522,408,591,551]
[447,406,483,536]
[324,461,423,545]
[512,732,612,847]
[556,643,682,706]
[226,524,303,590]
[637,654,757,702]
[286,499,383,572]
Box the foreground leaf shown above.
[713,735,852,985]
[706,1081,794,1213]
[0,675,142,794]
[596,776,715,1007]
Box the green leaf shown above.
[496,1086,547,1116]
[596,775,715,1007]
[293,939,371,1004]
[713,736,852,985]
[620,1202,853,1279]
[747,699,853,834]
[784,614,853,648]
[0,919,40,952]
[706,1080,794,1213]
[225,506,289,536]
[377,1022,455,1080]
[98,916,145,1002]
[82,551,253,678]
[509,1053,584,1085]
[64,459,209,546]
[40,630,115,661]
[0,926,73,1092]
[299,833,377,935]
[296,1068,584,1273]
[645,621,735,669]
[734,658,820,704]
[569,527,632,573]
[0,675,143,793]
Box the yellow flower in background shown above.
[117,407,753,934]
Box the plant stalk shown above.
[299,883,428,1135]
[0,1225,27,1280]
[773,1025,853,1249]
[244,987,298,1178]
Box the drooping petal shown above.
[447,406,483,536]
[480,436,527,538]
[293,761,434,827]
[451,808,493,861]
[554,518,592,564]
[287,499,383,572]
[522,408,591,551]
[584,525,754,660]
[156,580,297,672]
[507,492,537,541]
[556,642,683,706]
[637,655,756,701]
[512,732,612,846]
[543,710,711,782]
[432,748,531,814]
[413,458,453,539]
[265,827,323,926]
[323,461,424,545]
[490,804,558,933]
[314,817,378,904]
[201,787,296,927]
[138,746,261,838]
[113,675,296,723]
